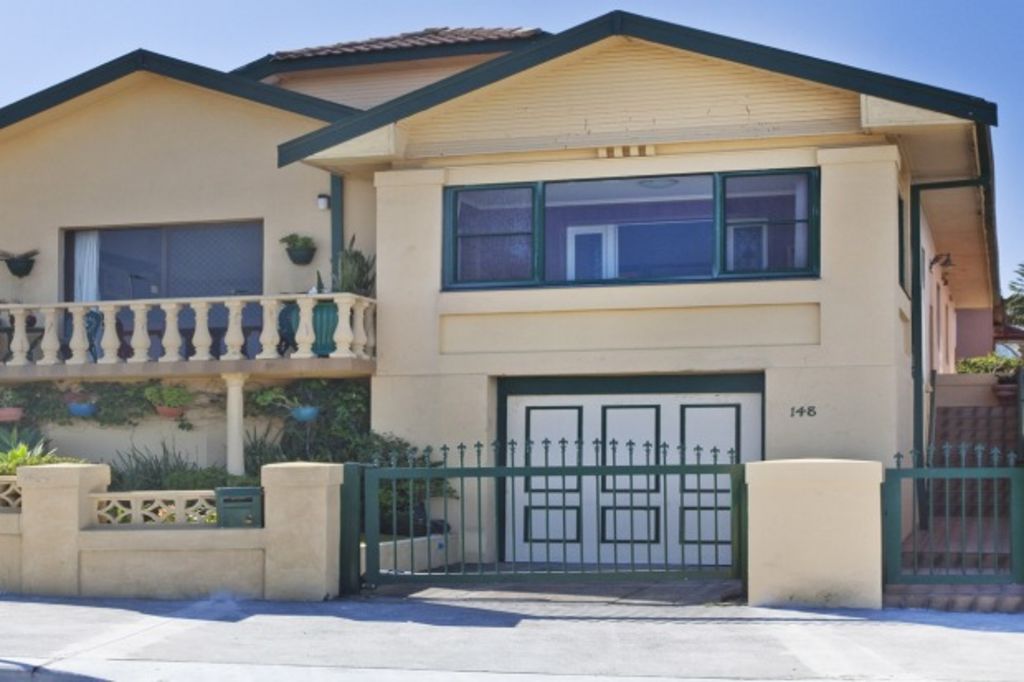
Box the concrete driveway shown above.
[1,581,1023,680]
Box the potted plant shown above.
[251,386,319,423]
[0,387,25,423]
[280,233,317,265]
[143,384,195,419]
[0,249,40,278]
[63,390,97,418]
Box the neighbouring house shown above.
[0,12,1002,568]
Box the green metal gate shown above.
[358,441,746,586]
[883,444,1024,585]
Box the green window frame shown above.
[443,168,820,289]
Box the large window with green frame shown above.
[444,169,819,288]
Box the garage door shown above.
[504,389,761,568]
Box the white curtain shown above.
[73,230,100,302]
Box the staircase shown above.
[885,584,1024,612]
[883,373,1023,612]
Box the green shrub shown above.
[0,387,21,408]
[955,353,1023,376]
[109,441,257,491]
[0,425,48,452]
[0,443,84,475]
[143,384,195,409]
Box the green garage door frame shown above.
[496,373,766,560]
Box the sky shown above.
[2,0,1021,292]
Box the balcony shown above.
[0,292,376,381]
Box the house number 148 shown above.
[790,406,817,417]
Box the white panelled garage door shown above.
[504,389,761,567]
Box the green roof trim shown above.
[233,35,551,80]
[277,10,998,166]
[0,49,359,132]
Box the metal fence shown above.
[358,441,746,586]
[884,443,1024,584]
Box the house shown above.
[0,12,1000,566]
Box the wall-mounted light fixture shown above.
[929,253,953,271]
[317,194,331,210]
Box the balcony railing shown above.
[0,292,375,370]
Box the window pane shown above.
[544,175,714,282]
[456,188,533,236]
[724,173,810,273]
[166,222,263,297]
[454,188,534,282]
[97,228,162,299]
[619,222,714,278]
[572,232,605,280]
[457,235,533,282]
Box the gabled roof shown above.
[277,10,999,167]
[0,49,359,133]
[234,27,549,80]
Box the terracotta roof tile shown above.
[271,27,544,61]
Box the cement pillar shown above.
[262,462,343,600]
[222,372,248,476]
[746,459,884,609]
[18,463,110,596]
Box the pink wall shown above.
[955,307,994,359]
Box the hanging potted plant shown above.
[143,384,195,419]
[63,390,97,418]
[0,249,40,278]
[280,233,317,265]
[251,385,319,423]
[0,387,25,423]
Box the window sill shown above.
[438,275,821,316]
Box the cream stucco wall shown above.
[371,145,908,462]
[747,459,883,608]
[0,73,374,304]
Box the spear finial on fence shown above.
[694,444,703,463]
[711,446,720,465]
[974,443,986,467]
[727,447,737,465]
[992,447,1002,467]
[942,442,952,466]
[894,451,904,469]
[1010,451,1019,467]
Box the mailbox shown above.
[215,487,264,528]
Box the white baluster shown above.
[191,302,212,361]
[292,297,316,360]
[38,307,60,366]
[127,304,149,363]
[257,298,280,360]
[329,296,355,358]
[7,309,29,367]
[351,299,368,358]
[223,299,245,361]
[160,302,181,363]
[364,302,376,358]
[97,304,120,364]
[67,306,89,365]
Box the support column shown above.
[222,373,248,476]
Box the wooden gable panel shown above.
[401,36,862,158]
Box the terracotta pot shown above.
[155,405,186,419]
[0,407,24,423]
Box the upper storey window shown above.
[444,169,818,288]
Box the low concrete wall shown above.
[360,534,452,576]
[746,459,884,609]
[934,373,1000,408]
[0,462,344,601]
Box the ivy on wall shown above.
[7,381,199,430]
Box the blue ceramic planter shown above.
[290,405,320,423]
[67,402,97,418]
